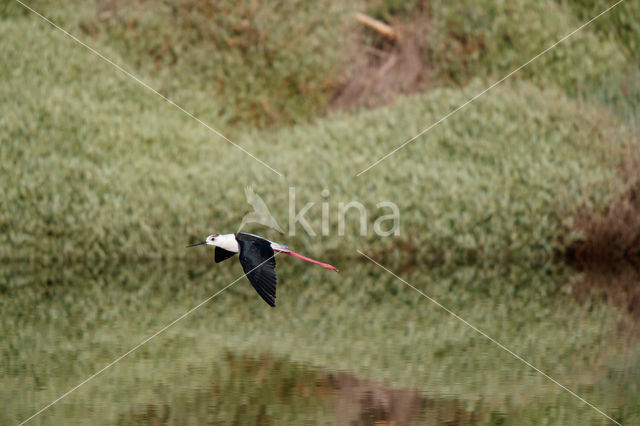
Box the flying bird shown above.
[187,232,338,307]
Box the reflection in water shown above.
[2,261,639,424]
[120,352,476,425]
[325,371,476,425]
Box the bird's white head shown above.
[186,233,220,248]
[205,233,220,245]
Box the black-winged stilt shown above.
[187,232,338,307]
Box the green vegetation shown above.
[367,0,640,116]
[2,0,640,424]
[1,0,637,268]
[562,0,640,60]
[2,0,353,129]
[0,16,629,268]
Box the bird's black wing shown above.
[215,247,237,263]
[236,236,277,307]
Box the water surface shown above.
[2,261,639,425]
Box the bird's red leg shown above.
[275,250,339,272]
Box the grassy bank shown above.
[0,29,628,268]
[2,1,637,269]
[2,0,354,129]
[4,0,639,125]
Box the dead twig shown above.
[354,12,397,41]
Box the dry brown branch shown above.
[354,12,397,41]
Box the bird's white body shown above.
[207,233,290,254]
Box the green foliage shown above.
[556,0,640,119]
[0,18,626,269]
[366,0,423,21]
[427,1,626,94]
[4,0,353,129]
[365,0,637,115]
[7,0,638,127]
[560,0,640,61]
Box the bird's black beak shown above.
[186,241,207,248]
